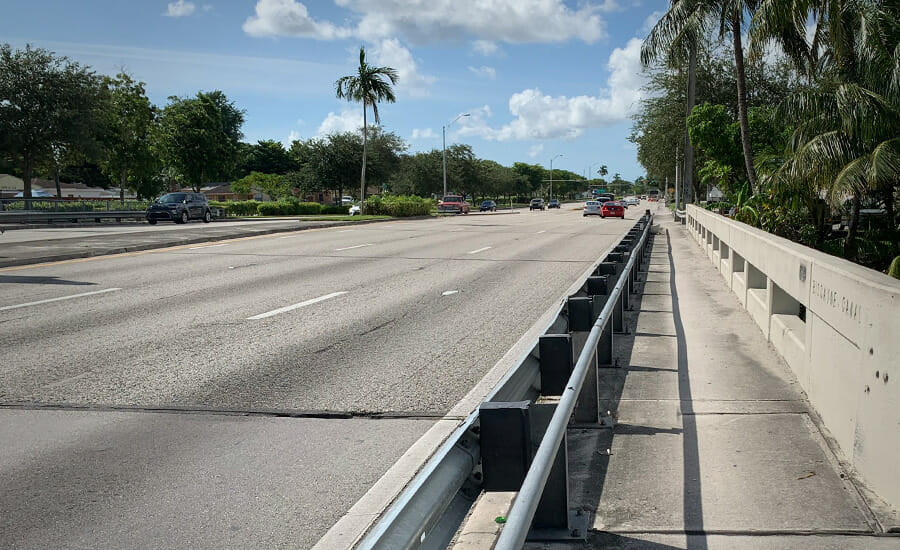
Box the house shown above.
[0,174,133,199]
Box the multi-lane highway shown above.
[0,204,645,549]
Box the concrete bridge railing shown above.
[686,204,900,511]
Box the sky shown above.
[2,0,667,181]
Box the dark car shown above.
[479,200,497,212]
[600,201,625,219]
[147,192,212,224]
[530,198,545,211]
[548,199,560,208]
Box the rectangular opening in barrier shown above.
[720,242,730,260]
[747,263,766,289]
[732,252,745,273]
[771,283,806,346]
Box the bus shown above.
[647,189,660,202]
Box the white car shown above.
[348,204,361,216]
[341,196,354,205]
[625,197,640,206]
[583,200,602,216]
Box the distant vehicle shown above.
[600,201,625,219]
[647,190,660,202]
[341,196,354,205]
[548,199,561,209]
[479,200,497,212]
[583,200,602,217]
[438,195,470,214]
[640,195,648,200]
[625,197,639,206]
[146,192,211,225]
[348,204,361,216]
[596,193,615,203]
[12,190,54,198]
[529,198,545,211]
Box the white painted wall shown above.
[686,205,900,512]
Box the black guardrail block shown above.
[605,253,624,264]
[480,401,532,491]
[539,334,573,396]
[567,297,593,332]
[586,275,610,297]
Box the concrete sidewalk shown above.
[526,217,899,549]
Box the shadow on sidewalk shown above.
[666,228,708,550]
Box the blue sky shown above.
[2,1,666,181]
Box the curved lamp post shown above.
[442,113,470,197]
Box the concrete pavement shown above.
[0,217,396,268]
[510,215,900,549]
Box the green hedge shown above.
[320,205,350,215]
[364,195,434,217]
[211,200,350,217]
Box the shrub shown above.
[296,202,323,215]
[226,200,261,216]
[889,256,900,279]
[364,195,434,217]
[320,205,349,215]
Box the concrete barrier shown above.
[686,204,900,512]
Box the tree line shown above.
[0,43,635,206]
[635,0,899,270]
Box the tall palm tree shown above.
[335,47,398,213]
[643,0,761,193]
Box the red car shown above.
[437,195,470,214]
[600,201,625,219]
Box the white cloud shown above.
[370,38,435,96]
[411,128,437,139]
[472,40,499,56]
[243,0,606,44]
[243,0,352,39]
[165,0,196,17]
[469,65,496,79]
[317,110,363,136]
[460,38,647,142]
[284,130,301,147]
[528,144,544,158]
[641,10,663,33]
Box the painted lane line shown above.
[468,246,492,255]
[536,230,547,234]
[442,290,459,296]
[247,291,348,320]
[335,243,373,251]
[188,243,228,250]
[338,229,355,233]
[0,288,122,312]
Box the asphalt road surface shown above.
[0,204,646,549]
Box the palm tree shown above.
[643,0,761,193]
[335,47,398,213]
[757,0,900,258]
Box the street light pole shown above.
[550,153,563,201]
[442,113,470,197]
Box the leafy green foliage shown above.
[364,195,434,217]
[0,44,108,198]
[888,257,900,279]
[157,90,244,191]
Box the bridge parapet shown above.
[686,204,900,512]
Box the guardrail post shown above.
[539,334,572,396]
[586,277,615,367]
[528,402,587,540]
[599,258,627,330]
[479,401,532,491]
[568,297,598,423]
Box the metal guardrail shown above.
[495,214,652,549]
[352,212,654,550]
[0,210,147,224]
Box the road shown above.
[0,204,645,549]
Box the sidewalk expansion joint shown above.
[600,528,883,537]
